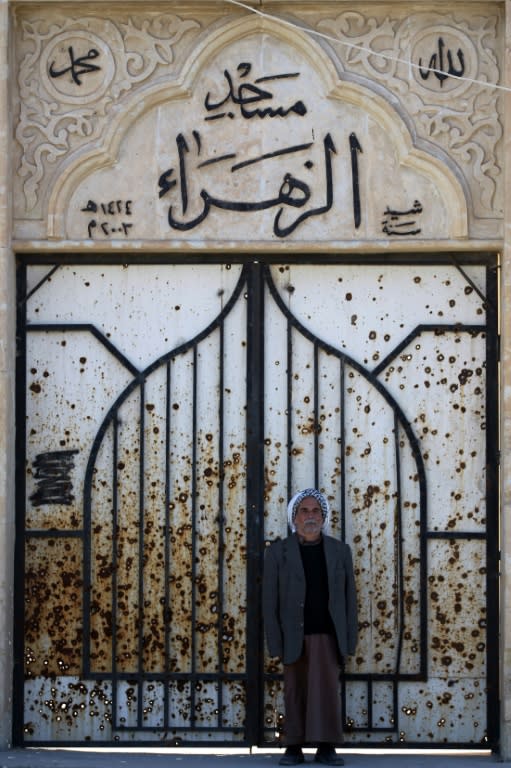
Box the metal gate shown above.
[15,255,499,748]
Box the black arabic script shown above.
[204,62,307,120]
[419,37,465,86]
[49,46,101,86]
[158,131,338,238]
[382,200,423,236]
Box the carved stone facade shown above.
[14,12,202,224]
[11,3,504,246]
[1,0,511,758]
[315,8,503,226]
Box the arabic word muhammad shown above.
[382,201,423,237]
[49,46,101,86]
[419,37,465,86]
[204,62,307,121]
[81,199,133,238]
[30,449,79,506]
[158,132,363,238]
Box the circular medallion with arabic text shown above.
[411,27,478,96]
[40,31,115,103]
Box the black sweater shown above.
[299,539,335,635]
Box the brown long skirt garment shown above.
[283,633,343,746]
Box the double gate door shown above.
[15,255,499,748]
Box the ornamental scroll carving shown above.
[15,13,201,214]
[316,11,503,219]
[14,6,503,230]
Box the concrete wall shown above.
[0,0,14,751]
[501,0,511,759]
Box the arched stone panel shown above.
[37,16,468,243]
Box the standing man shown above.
[263,488,358,766]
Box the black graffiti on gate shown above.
[30,449,79,506]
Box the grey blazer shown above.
[263,532,358,665]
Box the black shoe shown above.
[279,746,305,765]
[314,745,344,766]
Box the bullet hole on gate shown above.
[458,369,473,385]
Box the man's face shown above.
[294,496,324,542]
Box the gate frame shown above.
[13,251,500,750]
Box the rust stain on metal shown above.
[429,540,486,674]
[25,538,83,678]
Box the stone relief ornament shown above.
[316,10,503,219]
[13,6,503,233]
[15,13,201,214]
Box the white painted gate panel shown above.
[261,260,497,747]
[16,257,498,747]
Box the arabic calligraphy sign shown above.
[49,45,101,86]
[158,131,340,238]
[204,62,308,120]
[418,37,465,87]
[65,33,465,243]
[41,31,115,103]
[411,26,478,95]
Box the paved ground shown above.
[0,749,503,768]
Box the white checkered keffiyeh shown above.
[287,488,331,532]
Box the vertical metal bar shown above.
[313,342,319,488]
[419,368,429,683]
[13,263,28,745]
[83,428,92,674]
[339,354,347,739]
[138,381,146,728]
[484,261,500,747]
[111,414,120,727]
[341,677,347,732]
[393,413,404,677]
[392,681,398,734]
[287,318,293,505]
[190,345,198,726]
[367,680,373,730]
[246,262,265,745]
[340,358,346,541]
[217,319,225,726]
[164,360,171,729]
